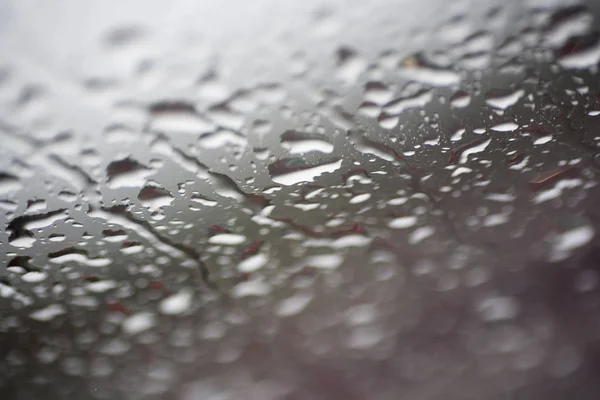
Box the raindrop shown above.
[364,81,394,104]
[159,289,193,315]
[86,280,117,293]
[122,312,156,335]
[477,295,519,321]
[276,293,313,317]
[280,130,334,154]
[237,253,267,273]
[450,91,471,108]
[198,130,247,149]
[149,101,215,134]
[268,156,342,186]
[22,271,47,283]
[546,6,593,48]
[106,158,153,188]
[388,216,417,229]
[533,135,553,145]
[408,226,435,244]
[190,194,217,209]
[349,193,371,204]
[485,89,524,110]
[557,32,600,69]
[491,122,519,132]
[303,253,344,270]
[345,304,377,326]
[29,304,66,322]
[399,53,460,86]
[336,46,366,83]
[346,326,383,349]
[138,185,174,209]
[232,280,271,298]
[208,233,247,245]
[383,89,433,114]
[554,225,595,253]
[0,173,23,195]
[206,103,245,131]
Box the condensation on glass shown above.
[2,0,600,399]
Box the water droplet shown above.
[450,91,471,108]
[276,293,312,317]
[268,156,342,186]
[149,101,215,134]
[533,135,553,145]
[280,130,334,154]
[10,236,36,248]
[232,280,271,298]
[399,53,460,86]
[86,280,117,293]
[388,216,417,229]
[303,253,344,270]
[206,103,245,131]
[485,89,524,110]
[408,226,435,244]
[557,32,600,69]
[159,289,193,315]
[482,213,509,227]
[237,253,267,273]
[346,326,383,349]
[198,130,247,149]
[21,271,47,283]
[364,81,394,104]
[554,225,595,253]
[491,122,519,132]
[546,6,593,48]
[336,46,366,83]
[349,193,371,204]
[190,194,217,209]
[383,89,433,114]
[208,233,247,245]
[345,304,377,326]
[138,185,174,209]
[122,312,156,335]
[0,173,23,195]
[477,295,518,321]
[49,249,112,267]
[29,304,66,321]
[106,158,153,188]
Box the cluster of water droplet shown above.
[1,1,600,399]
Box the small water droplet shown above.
[336,46,366,84]
[268,156,342,186]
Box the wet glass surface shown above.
[2,0,600,398]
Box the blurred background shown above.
[2,0,600,398]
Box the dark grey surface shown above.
[2,0,600,398]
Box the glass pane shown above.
[2,0,600,399]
